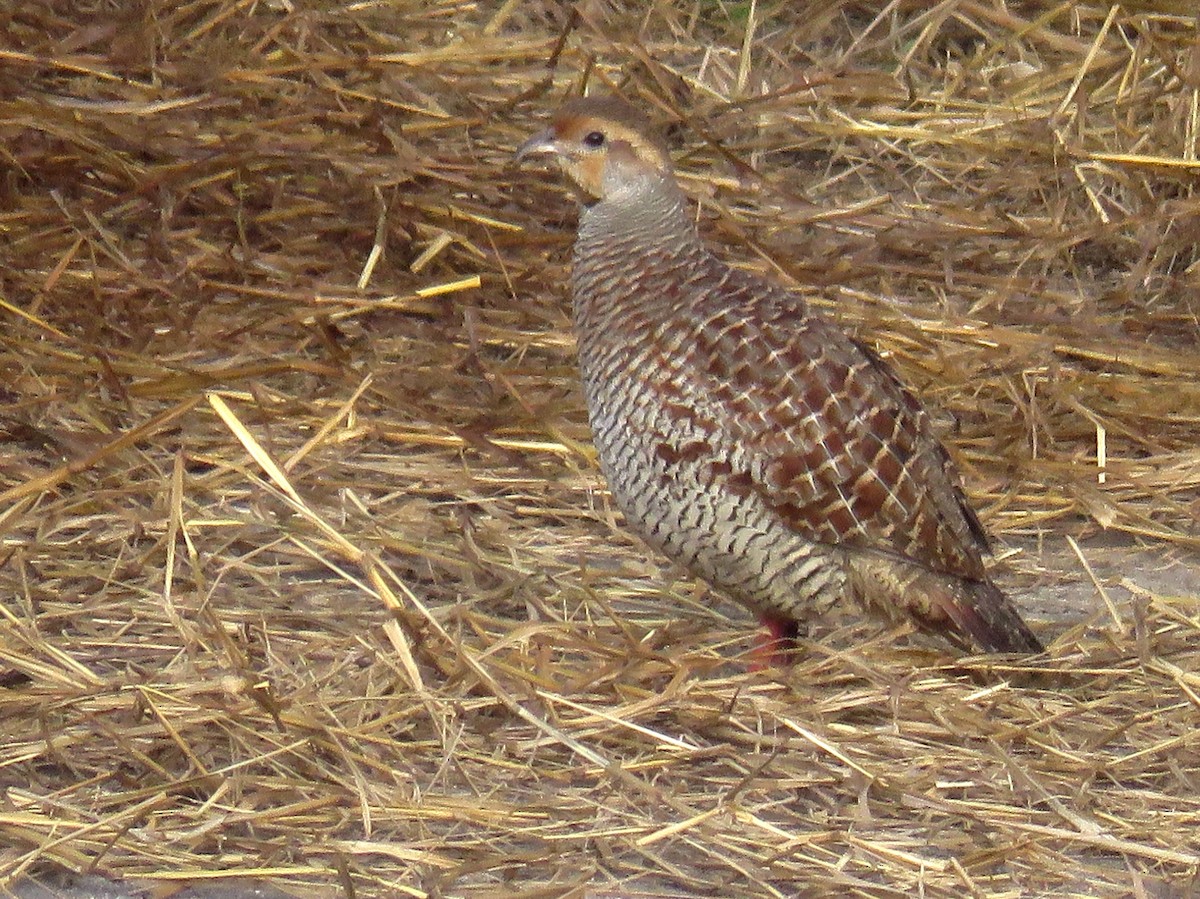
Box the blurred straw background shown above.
[1,2,1198,897]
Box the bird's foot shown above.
[748,615,800,670]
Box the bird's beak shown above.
[515,128,558,163]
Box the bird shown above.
[515,95,1043,660]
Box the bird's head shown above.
[515,96,673,202]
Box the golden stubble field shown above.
[1,2,1198,897]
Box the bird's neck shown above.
[577,178,700,255]
[572,179,710,330]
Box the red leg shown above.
[749,615,800,669]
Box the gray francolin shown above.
[517,96,1043,659]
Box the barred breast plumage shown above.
[517,96,1043,659]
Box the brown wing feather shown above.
[685,269,990,583]
[850,334,993,553]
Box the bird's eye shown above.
[582,131,606,148]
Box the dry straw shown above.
[1,1,1198,897]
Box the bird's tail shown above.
[851,555,1044,654]
[935,575,1044,653]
